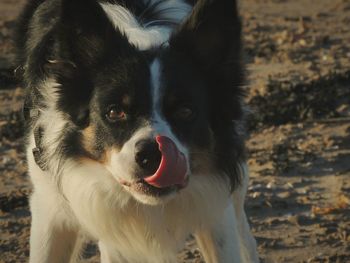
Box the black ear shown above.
[32,0,132,128]
[19,0,132,127]
[54,0,130,66]
[170,0,242,71]
[42,0,131,127]
[21,0,131,75]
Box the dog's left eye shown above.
[173,105,195,122]
[106,106,127,122]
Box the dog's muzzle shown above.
[135,135,188,188]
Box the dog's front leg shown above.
[99,241,131,263]
[194,203,243,263]
[29,191,80,263]
[232,168,259,263]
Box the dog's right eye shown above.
[106,105,127,123]
[173,105,196,122]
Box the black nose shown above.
[135,139,162,175]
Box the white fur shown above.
[28,142,258,262]
[195,203,242,262]
[100,0,191,50]
[30,80,69,178]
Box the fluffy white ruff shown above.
[28,142,234,262]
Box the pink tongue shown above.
[144,136,187,188]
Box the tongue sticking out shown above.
[144,136,187,188]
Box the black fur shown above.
[170,0,246,188]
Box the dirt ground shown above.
[1,0,350,262]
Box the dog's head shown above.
[21,0,245,205]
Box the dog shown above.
[16,0,259,262]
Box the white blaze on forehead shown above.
[149,59,189,158]
[150,59,164,130]
[150,59,162,115]
[100,1,191,50]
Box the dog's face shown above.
[79,49,214,204]
[23,0,245,205]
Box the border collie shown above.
[16,0,259,262]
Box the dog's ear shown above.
[54,0,130,66]
[170,0,242,71]
[42,0,133,128]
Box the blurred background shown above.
[0,0,349,262]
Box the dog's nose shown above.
[135,139,162,176]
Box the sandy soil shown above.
[1,0,350,262]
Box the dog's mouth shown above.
[143,136,188,188]
[119,178,189,197]
[115,136,189,198]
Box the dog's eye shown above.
[106,106,127,122]
[173,106,195,122]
